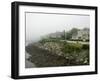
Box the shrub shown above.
[82,44,89,50]
[61,43,82,54]
[61,43,89,65]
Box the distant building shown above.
[47,31,65,39]
[72,28,89,41]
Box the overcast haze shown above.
[26,13,90,43]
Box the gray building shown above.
[47,31,65,39]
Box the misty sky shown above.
[26,12,90,43]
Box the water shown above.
[25,51,36,68]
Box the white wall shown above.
[0,0,99,81]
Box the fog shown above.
[26,12,90,43]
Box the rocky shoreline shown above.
[25,44,70,67]
[25,41,89,68]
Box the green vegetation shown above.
[60,28,79,40]
[61,42,89,65]
[61,42,82,53]
[38,39,89,66]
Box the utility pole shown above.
[64,30,66,40]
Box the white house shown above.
[72,28,89,41]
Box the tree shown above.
[66,28,79,40]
